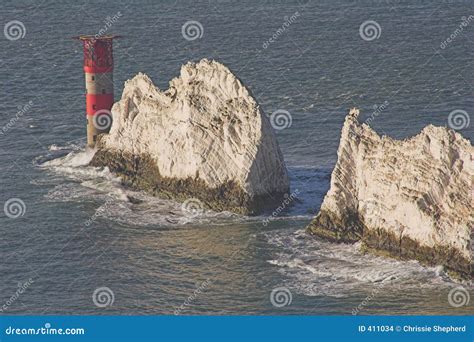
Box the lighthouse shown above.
[74,35,119,147]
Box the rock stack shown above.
[90,59,290,215]
[307,108,473,279]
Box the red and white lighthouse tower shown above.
[74,35,119,147]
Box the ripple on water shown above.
[264,228,469,299]
[38,144,322,228]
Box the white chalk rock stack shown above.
[91,59,290,215]
[308,108,473,279]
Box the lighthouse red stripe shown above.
[84,66,113,73]
[86,94,114,116]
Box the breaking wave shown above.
[36,144,323,227]
[264,228,465,298]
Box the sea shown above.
[0,0,472,315]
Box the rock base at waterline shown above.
[90,149,289,215]
[307,108,473,279]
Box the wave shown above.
[37,144,321,227]
[35,143,318,226]
[264,228,464,298]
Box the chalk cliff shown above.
[90,59,290,214]
[307,109,473,279]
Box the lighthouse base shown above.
[86,114,112,148]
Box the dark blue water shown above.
[0,0,472,315]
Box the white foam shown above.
[38,144,324,228]
[39,147,252,227]
[43,148,96,168]
[265,228,462,297]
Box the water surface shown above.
[0,0,472,315]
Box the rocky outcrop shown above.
[90,59,290,215]
[307,108,473,279]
